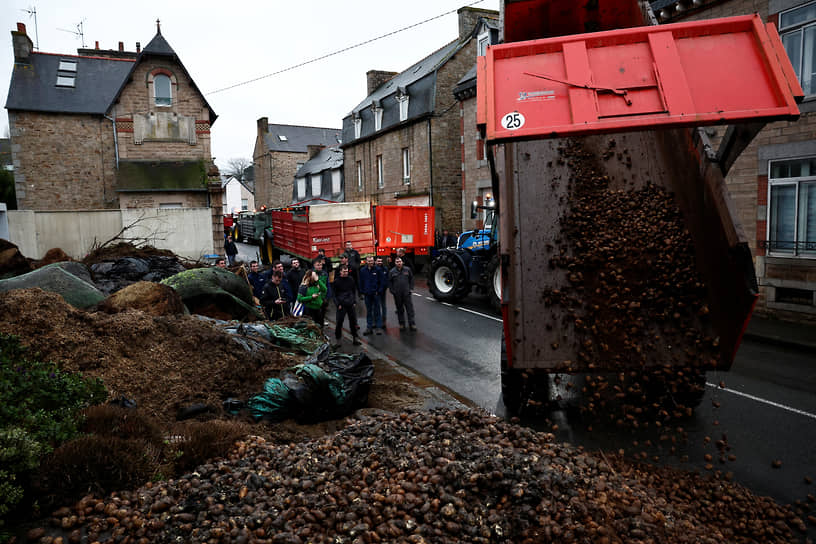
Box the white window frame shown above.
[767,156,816,258]
[56,75,75,87]
[356,161,363,191]
[402,148,411,185]
[397,92,409,122]
[377,155,384,188]
[780,0,816,97]
[241,199,249,211]
[331,169,342,194]
[297,177,307,200]
[477,30,490,56]
[372,103,383,131]
[154,74,172,107]
[311,174,322,197]
[353,115,362,139]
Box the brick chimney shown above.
[257,117,269,137]
[118,41,124,51]
[457,7,498,40]
[307,145,324,160]
[95,40,100,49]
[11,23,34,64]
[136,42,141,53]
[366,70,398,96]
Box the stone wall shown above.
[461,98,493,233]
[342,121,430,206]
[253,150,309,208]
[9,111,118,210]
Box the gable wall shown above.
[112,57,212,161]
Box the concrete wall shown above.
[6,207,214,261]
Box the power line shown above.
[204,0,486,97]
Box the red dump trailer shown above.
[488,0,803,413]
[258,203,434,265]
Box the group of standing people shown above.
[244,240,416,346]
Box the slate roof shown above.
[6,29,217,124]
[295,147,343,177]
[341,16,498,146]
[5,53,134,115]
[263,124,342,153]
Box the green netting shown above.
[265,322,326,354]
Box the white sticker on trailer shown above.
[501,111,525,130]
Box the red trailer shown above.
[258,203,435,265]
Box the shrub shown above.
[170,420,250,472]
[0,334,107,530]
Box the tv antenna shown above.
[57,18,86,48]
[21,6,39,50]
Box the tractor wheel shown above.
[260,231,274,265]
[429,253,468,302]
[500,330,524,415]
[487,255,502,314]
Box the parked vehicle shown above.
[486,0,803,414]
[429,203,500,311]
[256,203,435,267]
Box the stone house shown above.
[453,22,499,234]
[6,22,220,209]
[340,6,499,234]
[252,119,341,209]
[292,146,344,204]
[5,22,224,249]
[651,0,816,322]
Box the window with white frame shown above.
[780,1,816,96]
[331,169,341,194]
[241,199,248,211]
[397,91,409,122]
[56,59,77,88]
[311,174,322,196]
[353,115,362,139]
[154,74,172,106]
[356,161,363,191]
[477,30,490,56]
[767,156,816,256]
[372,102,383,131]
[402,148,411,184]
[377,155,384,188]
[297,177,307,200]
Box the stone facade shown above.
[660,0,816,321]
[252,149,308,208]
[460,98,493,233]
[343,121,431,206]
[10,111,118,210]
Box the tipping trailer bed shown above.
[488,1,803,389]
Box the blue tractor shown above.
[428,204,501,312]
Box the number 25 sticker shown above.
[501,111,525,130]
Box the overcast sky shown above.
[1,0,500,172]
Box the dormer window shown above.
[55,59,77,88]
[154,74,172,106]
[477,30,490,56]
[397,88,409,122]
[353,114,362,139]
[372,101,383,131]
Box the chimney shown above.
[458,6,494,40]
[257,117,269,136]
[307,145,324,160]
[95,40,99,49]
[136,42,141,53]
[11,23,33,64]
[366,70,398,96]
[118,41,124,52]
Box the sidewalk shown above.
[744,314,816,352]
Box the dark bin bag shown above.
[325,353,375,409]
[282,363,347,424]
[247,378,292,421]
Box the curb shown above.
[742,331,816,353]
